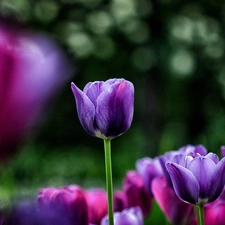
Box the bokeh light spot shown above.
[170,49,195,78]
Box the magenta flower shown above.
[221,146,225,158]
[85,188,108,225]
[37,185,88,225]
[122,171,152,217]
[101,207,143,225]
[71,78,134,139]
[165,153,225,205]
[0,22,72,161]
[205,197,225,225]
[152,176,195,225]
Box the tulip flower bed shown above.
[1,22,225,225]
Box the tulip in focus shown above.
[0,22,72,161]
[71,78,134,139]
[166,152,225,205]
[101,207,143,225]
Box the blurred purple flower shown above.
[0,22,72,161]
[71,78,134,139]
[152,176,195,225]
[166,152,225,205]
[85,188,108,225]
[37,185,88,225]
[136,157,163,196]
[101,207,143,225]
[3,199,84,225]
[122,171,152,217]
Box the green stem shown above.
[104,139,114,225]
[198,204,205,225]
[193,205,200,225]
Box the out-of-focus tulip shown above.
[122,171,152,217]
[136,157,163,196]
[101,207,143,225]
[86,188,108,225]
[152,176,194,225]
[114,190,128,212]
[221,146,225,158]
[205,197,225,225]
[71,78,134,139]
[3,199,84,225]
[0,22,72,161]
[37,185,88,225]
[166,153,225,205]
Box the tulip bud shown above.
[122,171,152,217]
[86,188,108,225]
[71,78,134,139]
[37,185,88,225]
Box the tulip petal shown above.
[152,176,194,225]
[187,157,216,201]
[205,152,219,163]
[96,80,134,138]
[166,162,199,204]
[83,81,105,107]
[71,82,96,136]
[205,200,225,225]
[207,157,225,202]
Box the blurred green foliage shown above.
[1,0,225,211]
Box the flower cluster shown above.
[3,186,143,225]
[2,145,225,225]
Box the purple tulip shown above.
[136,157,163,196]
[159,145,207,186]
[71,78,134,139]
[85,188,108,225]
[37,185,88,225]
[0,22,72,161]
[165,152,225,205]
[152,176,195,225]
[122,171,152,217]
[100,207,143,225]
